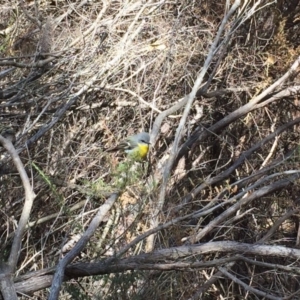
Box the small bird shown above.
[106,132,150,160]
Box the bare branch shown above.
[0,135,36,298]
[175,117,300,211]
[48,193,118,300]
[147,0,242,252]
[178,56,300,160]
[13,242,300,294]
[219,267,282,300]
[189,174,299,243]
[0,135,36,270]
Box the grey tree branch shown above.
[177,116,300,210]
[0,263,18,300]
[0,136,36,270]
[48,192,118,300]
[178,56,300,161]
[12,241,300,295]
[147,0,242,252]
[0,135,36,299]
[219,267,281,300]
[189,174,299,243]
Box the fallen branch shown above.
[48,192,119,300]
[0,134,36,299]
[13,241,300,294]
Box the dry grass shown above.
[1,0,300,299]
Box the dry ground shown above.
[1,0,300,299]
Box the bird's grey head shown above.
[136,132,150,144]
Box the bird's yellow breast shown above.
[137,143,149,159]
[125,143,149,160]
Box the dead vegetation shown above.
[0,0,300,299]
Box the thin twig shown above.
[219,267,282,300]
[189,174,299,243]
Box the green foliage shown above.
[286,145,300,164]
[31,162,69,211]
[0,247,10,262]
[93,272,142,300]
[0,31,11,53]
[85,177,113,196]
[65,282,90,300]
[111,158,148,191]
[296,144,300,162]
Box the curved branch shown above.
[0,135,36,299]
[0,135,36,270]
[48,192,118,300]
